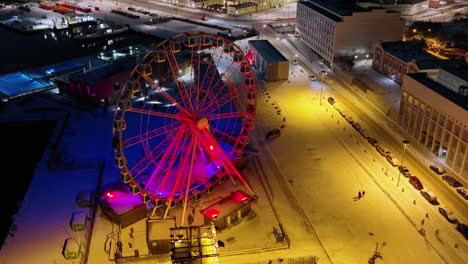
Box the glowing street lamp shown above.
[397,140,410,186]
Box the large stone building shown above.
[399,64,468,179]
[373,40,457,84]
[296,0,405,65]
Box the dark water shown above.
[0,25,159,75]
[0,121,57,250]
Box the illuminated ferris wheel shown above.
[112,32,256,222]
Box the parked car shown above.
[344,115,354,123]
[386,154,400,167]
[367,137,379,147]
[358,128,369,139]
[456,187,468,200]
[409,176,423,190]
[398,166,411,178]
[352,122,361,131]
[327,97,335,105]
[439,207,457,223]
[376,146,386,156]
[456,223,468,240]
[429,164,446,175]
[308,75,317,81]
[420,190,438,204]
[265,129,281,140]
[442,175,463,187]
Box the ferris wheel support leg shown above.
[180,131,199,227]
[163,200,172,220]
[203,129,255,196]
[151,205,158,217]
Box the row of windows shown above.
[400,91,468,177]
[297,8,335,62]
[403,92,468,141]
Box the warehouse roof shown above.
[248,40,287,63]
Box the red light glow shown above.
[106,192,114,198]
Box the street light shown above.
[397,140,410,186]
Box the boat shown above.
[73,25,129,41]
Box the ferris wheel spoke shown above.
[210,127,244,147]
[199,56,237,112]
[127,107,186,120]
[200,71,239,114]
[202,80,244,116]
[124,124,179,148]
[145,126,187,191]
[141,73,192,117]
[165,130,197,200]
[130,135,174,179]
[200,129,254,195]
[153,129,191,195]
[163,44,194,113]
[207,111,246,121]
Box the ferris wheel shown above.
[112,32,256,223]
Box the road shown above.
[249,24,468,263]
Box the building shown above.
[247,40,289,82]
[201,191,253,231]
[428,0,454,8]
[398,64,468,179]
[373,40,457,84]
[167,0,290,15]
[296,0,405,65]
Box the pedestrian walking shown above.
[425,213,429,218]
[362,191,366,197]
[435,229,439,237]
[358,191,362,198]
[421,219,425,226]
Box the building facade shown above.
[296,0,405,65]
[399,67,468,179]
[372,40,457,84]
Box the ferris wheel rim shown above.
[112,31,257,203]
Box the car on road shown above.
[398,166,411,178]
[442,175,463,187]
[420,190,438,204]
[456,223,468,240]
[439,207,457,223]
[429,164,446,175]
[409,176,423,190]
[456,187,468,200]
[327,97,335,105]
[352,122,361,131]
[386,154,400,167]
[367,137,379,147]
[292,59,299,65]
[376,146,386,156]
[358,128,369,139]
[308,75,317,81]
[344,115,354,123]
[265,129,281,140]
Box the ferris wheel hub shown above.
[197,117,209,130]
